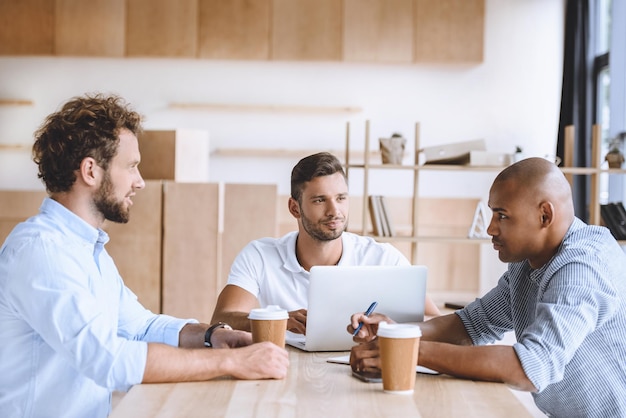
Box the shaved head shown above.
[493,158,574,221]
[487,158,575,268]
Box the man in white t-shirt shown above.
[211,152,440,333]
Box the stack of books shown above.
[368,195,395,237]
[600,202,626,240]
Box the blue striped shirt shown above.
[457,218,626,418]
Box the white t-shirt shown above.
[226,231,410,311]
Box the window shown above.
[594,0,626,203]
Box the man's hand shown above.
[350,339,381,373]
[226,342,290,380]
[210,327,253,348]
[347,312,395,341]
[287,309,307,334]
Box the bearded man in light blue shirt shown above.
[0,93,289,418]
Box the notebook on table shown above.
[286,265,428,352]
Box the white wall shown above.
[0,0,564,200]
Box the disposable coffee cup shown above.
[248,305,289,348]
[377,322,421,394]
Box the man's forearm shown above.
[419,342,536,392]
[211,311,252,331]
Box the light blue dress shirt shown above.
[0,198,195,418]
[457,218,626,417]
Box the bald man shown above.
[348,158,626,417]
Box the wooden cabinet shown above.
[55,0,125,56]
[0,0,54,55]
[161,182,277,321]
[0,182,279,320]
[198,0,271,60]
[1,0,486,64]
[126,0,198,57]
[103,181,163,313]
[138,130,210,183]
[414,0,485,63]
[343,0,414,63]
[271,0,343,61]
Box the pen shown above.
[353,301,378,336]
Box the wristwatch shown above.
[204,322,232,348]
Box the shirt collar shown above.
[40,197,109,246]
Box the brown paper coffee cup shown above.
[248,305,289,348]
[377,322,421,394]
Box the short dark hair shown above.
[290,152,346,202]
[32,93,143,193]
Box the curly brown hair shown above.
[32,93,143,193]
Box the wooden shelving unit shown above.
[345,120,501,263]
[344,121,626,264]
[168,102,362,114]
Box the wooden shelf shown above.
[0,99,34,106]
[213,148,379,159]
[370,235,491,244]
[0,143,30,151]
[168,102,362,114]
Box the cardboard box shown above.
[421,139,486,165]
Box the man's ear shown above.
[539,201,555,227]
[79,157,100,187]
[288,197,301,219]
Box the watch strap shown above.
[204,322,232,348]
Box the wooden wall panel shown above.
[221,184,278,290]
[0,190,47,244]
[103,181,162,313]
[138,130,210,182]
[126,0,198,57]
[161,182,220,321]
[0,0,54,55]
[198,0,270,60]
[414,0,484,63]
[271,0,342,61]
[343,0,413,63]
[55,0,125,56]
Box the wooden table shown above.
[109,349,532,418]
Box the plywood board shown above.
[103,181,163,313]
[138,130,209,182]
[414,0,484,63]
[126,0,197,57]
[161,182,220,322]
[0,190,47,244]
[343,0,413,63]
[0,0,54,55]
[198,0,271,60]
[221,184,277,290]
[271,0,342,61]
[55,0,125,56]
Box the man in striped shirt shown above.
[349,157,626,417]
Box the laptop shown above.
[286,265,428,352]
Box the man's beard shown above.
[94,173,130,224]
[300,208,346,242]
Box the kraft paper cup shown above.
[248,305,289,348]
[377,322,421,394]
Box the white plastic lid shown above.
[248,305,289,320]
[376,322,422,339]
